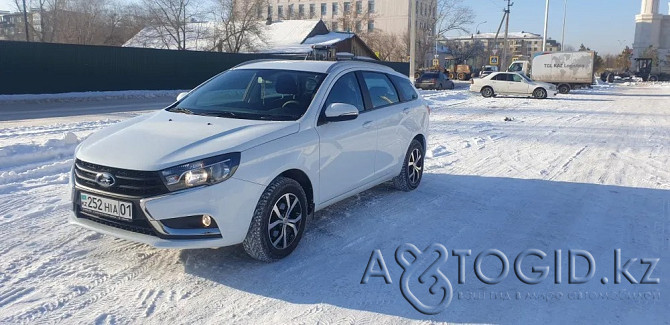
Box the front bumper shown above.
[70,177,266,249]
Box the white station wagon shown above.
[470,72,558,99]
[70,59,429,261]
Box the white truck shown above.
[507,51,595,94]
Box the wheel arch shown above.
[413,133,426,150]
[557,83,571,93]
[278,169,314,214]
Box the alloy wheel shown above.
[408,148,423,186]
[267,193,303,250]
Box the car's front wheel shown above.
[481,86,494,98]
[533,88,548,99]
[393,139,424,191]
[243,177,307,262]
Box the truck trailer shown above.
[507,51,595,94]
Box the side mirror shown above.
[324,103,359,122]
[176,92,189,101]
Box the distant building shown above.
[444,31,561,59]
[0,10,40,41]
[259,0,435,37]
[123,20,378,59]
[633,0,670,63]
[242,0,437,62]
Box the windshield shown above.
[172,69,327,121]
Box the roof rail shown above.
[230,59,278,69]
[326,55,394,73]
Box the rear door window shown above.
[361,72,400,108]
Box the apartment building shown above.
[444,32,561,59]
[251,0,435,39]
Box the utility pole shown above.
[22,0,30,42]
[543,0,549,51]
[502,0,512,71]
[409,0,417,80]
[561,0,567,51]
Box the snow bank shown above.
[0,132,79,170]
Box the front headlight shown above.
[160,153,241,191]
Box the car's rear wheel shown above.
[393,139,424,192]
[481,86,494,98]
[243,177,307,262]
[649,75,659,82]
[533,88,548,99]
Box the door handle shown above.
[362,121,373,128]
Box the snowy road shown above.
[0,84,668,324]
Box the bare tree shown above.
[360,30,406,61]
[142,0,193,50]
[12,0,142,46]
[211,0,266,53]
[445,39,485,62]
[435,0,475,36]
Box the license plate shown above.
[80,192,133,220]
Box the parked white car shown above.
[470,72,558,99]
[70,59,429,261]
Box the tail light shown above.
[432,79,438,84]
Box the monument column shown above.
[633,0,663,59]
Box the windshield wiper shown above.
[168,107,194,115]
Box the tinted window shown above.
[175,69,326,120]
[390,75,418,102]
[511,74,523,82]
[361,72,400,108]
[323,72,365,112]
[493,73,509,81]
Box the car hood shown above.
[76,110,300,171]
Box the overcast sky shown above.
[0,0,658,54]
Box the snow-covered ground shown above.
[0,83,668,323]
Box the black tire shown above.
[533,88,548,99]
[481,86,494,98]
[649,75,659,82]
[600,72,609,83]
[448,83,455,90]
[393,139,424,192]
[243,177,308,262]
[558,84,571,94]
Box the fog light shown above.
[202,214,212,227]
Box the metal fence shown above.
[0,41,409,95]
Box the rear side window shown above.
[390,75,419,102]
[361,72,400,108]
[323,72,365,112]
[493,73,508,81]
